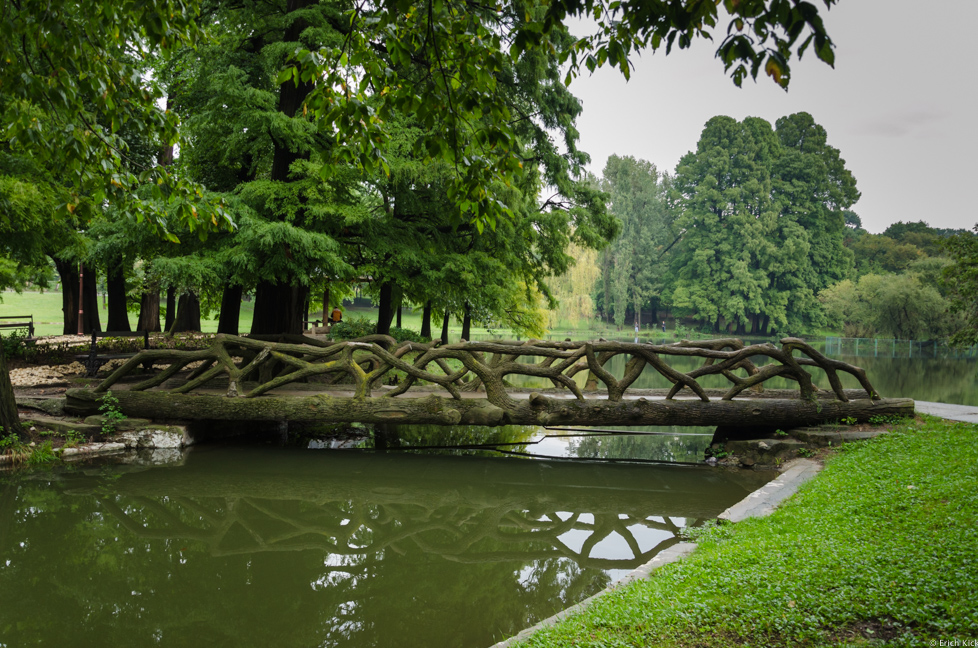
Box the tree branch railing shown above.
[90,335,881,407]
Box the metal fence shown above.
[823,337,978,360]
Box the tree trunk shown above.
[461,303,472,341]
[420,301,432,339]
[64,388,915,429]
[82,265,101,334]
[0,336,24,438]
[601,254,612,322]
[218,285,243,335]
[172,292,202,333]
[441,309,451,344]
[250,0,318,335]
[165,287,176,332]
[159,95,175,167]
[250,281,307,335]
[53,256,80,335]
[396,303,402,329]
[376,282,394,336]
[137,289,162,332]
[322,285,330,321]
[269,0,316,182]
[106,259,131,332]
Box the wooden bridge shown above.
[64,335,914,428]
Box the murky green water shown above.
[0,446,771,647]
[349,423,717,464]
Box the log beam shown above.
[65,388,915,429]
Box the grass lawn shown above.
[0,291,608,340]
[0,290,256,336]
[3,290,840,341]
[515,415,977,647]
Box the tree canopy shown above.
[663,112,854,335]
[1,0,847,344]
[2,0,842,237]
[943,227,978,346]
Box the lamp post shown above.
[77,262,84,335]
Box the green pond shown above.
[0,441,772,647]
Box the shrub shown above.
[1,328,32,359]
[329,316,377,340]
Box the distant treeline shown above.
[560,112,973,342]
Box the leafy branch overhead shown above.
[1,0,232,240]
[278,0,840,228]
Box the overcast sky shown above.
[567,0,978,234]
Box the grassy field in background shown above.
[515,415,978,647]
[0,291,527,339]
[1,290,645,340]
[0,290,256,336]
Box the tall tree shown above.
[773,111,858,292]
[322,5,618,338]
[668,113,858,335]
[669,116,779,333]
[166,0,355,335]
[943,226,978,346]
[598,156,676,328]
[1,0,231,237]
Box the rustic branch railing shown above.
[91,334,880,405]
[64,334,913,427]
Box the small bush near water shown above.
[516,415,978,647]
[329,316,377,340]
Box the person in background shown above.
[661,321,666,333]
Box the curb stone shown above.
[717,458,822,523]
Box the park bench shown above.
[76,330,151,377]
[0,315,35,339]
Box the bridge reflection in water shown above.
[68,448,767,570]
[1,447,771,647]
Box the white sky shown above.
[567,0,978,234]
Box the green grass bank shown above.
[513,416,977,647]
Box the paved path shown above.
[915,401,978,423]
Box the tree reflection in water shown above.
[0,448,770,647]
